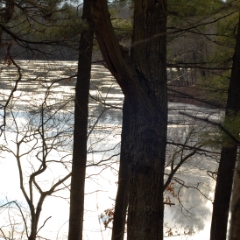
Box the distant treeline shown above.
[0,41,79,61]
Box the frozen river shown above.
[0,60,222,239]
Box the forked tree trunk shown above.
[210,12,240,240]
[89,1,167,239]
[68,1,93,240]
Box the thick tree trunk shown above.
[127,1,167,240]
[89,1,167,239]
[229,153,240,240]
[210,12,240,240]
[126,101,167,240]
[68,2,93,240]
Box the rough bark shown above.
[68,1,93,240]
[229,153,240,240]
[127,2,167,240]
[210,12,240,240]
[89,1,167,239]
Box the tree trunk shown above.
[28,216,37,240]
[210,146,237,240]
[89,1,167,239]
[210,12,240,240]
[229,153,240,240]
[68,1,93,240]
[111,99,130,240]
[127,2,167,240]
[126,100,167,240]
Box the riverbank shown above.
[168,84,224,110]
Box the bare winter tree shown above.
[0,58,76,240]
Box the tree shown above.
[68,1,93,240]
[229,151,240,240]
[0,65,73,240]
[111,97,130,240]
[0,0,82,62]
[210,9,240,240]
[89,1,168,239]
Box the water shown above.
[0,60,222,239]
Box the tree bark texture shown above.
[89,1,167,239]
[210,12,240,240]
[68,1,93,240]
[127,2,167,240]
